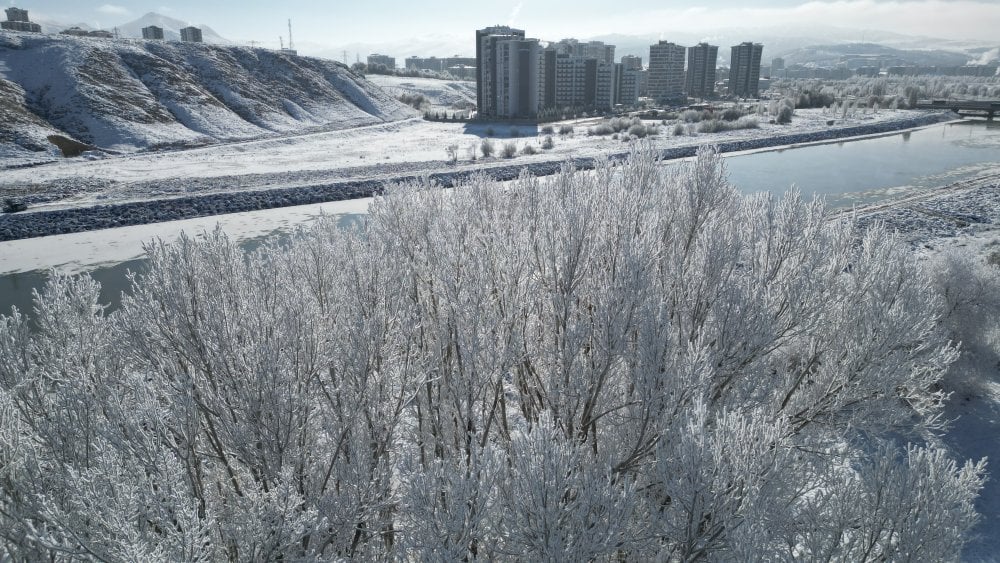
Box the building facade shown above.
[685,42,718,98]
[494,38,544,119]
[368,54,396,70]
[405,56,441,72]
[142,25,164,40]
[648,41,686,102]
[620,55,643,70]
[180,26,203,43]
[614,64,641,106]
[771,57,785,78]
[730,42,763,98]
[2,7,41,33]
[476,26,526,117]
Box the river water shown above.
[1,119,998,316]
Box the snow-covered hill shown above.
[0,31,415,161]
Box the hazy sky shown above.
[20,0,1000,55]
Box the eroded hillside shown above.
[0,31,414,162]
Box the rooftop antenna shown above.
[287,19,294,51]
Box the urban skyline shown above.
[17,0,1000,58]
[476,24,774,119]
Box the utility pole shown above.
[287,19,294,51]
[343,50,349,64]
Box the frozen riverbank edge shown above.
[0,112,959,242]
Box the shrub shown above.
[673,123,686,136]
[627,124,645,138]
[501,142,517,158]
[558,124,574,136]
[520,144,537,155]
[721,107,744,121]
[398,93,428,110]
[540,124,554,135]
[541,135,555,149]
[698,119,727,133]
[445,144,459,163]
[480,138,495,157]
[776,104,794,124]
[588,123,615,136]
[681,109,702,123]
[485,126,495,136]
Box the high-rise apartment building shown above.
[771,57,785,78]
[142,25,164,40]
[180,26,203,43]
[615,64,642,106]
[477,26,618,117]
[2,7,41,32]
[368,54,396,70]
[554,54,591,108]
[494,38,545,119]
[477,26,526,117]
[685,42,718,98]
[648,41,686,102]
[620,55,643,70]
[730,42,763,98]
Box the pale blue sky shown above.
[18,0,1000,56]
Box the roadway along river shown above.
[1,119,998,316]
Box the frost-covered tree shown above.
[0,146,986,560]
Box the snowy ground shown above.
[365,74,476,113]
[0,109,946,216]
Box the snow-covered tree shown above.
[0,146,985,560]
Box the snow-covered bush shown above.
[480,137,495,157]
[0,147,984,560]
[501,141,517,158]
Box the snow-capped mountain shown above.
[0,30,414,158]
[116,12,231,45]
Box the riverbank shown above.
[0,111,954,241]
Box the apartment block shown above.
[477,26,617,118]
[494,38,545,119]
[620,55,643,70]
[614,64,642,106]
[142,25,164,40]
[368,53,396,70]
[730,42,763,97]
[686,42,718,98]
[180,26,203,43]
[2,7,41,33]
[477,26,526,117]
[648,41,686,102]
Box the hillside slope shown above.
[0,31,414,163]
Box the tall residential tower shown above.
[729,42,763,98]
[476,26,526,118]
[648,41,686,102]
[686,42,718,98]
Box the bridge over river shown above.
[916,99,1000,119]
